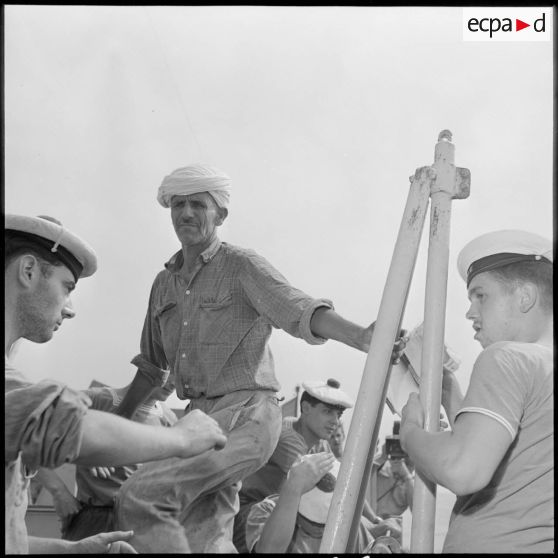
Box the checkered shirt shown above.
[140,239,333,399]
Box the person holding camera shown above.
[369,423,414,522]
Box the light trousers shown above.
[114,389,282,553]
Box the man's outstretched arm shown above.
[310,307,407,358]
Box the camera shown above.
[385,421,407,460]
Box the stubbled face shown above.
[304,401,344,441]
[170,192,225,249]
[18,264,76,343]
[466,271,521,349]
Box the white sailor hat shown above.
[5,214,98,281]
[301,378,354,409]
[298,456,341,524]
[457,229,552,287]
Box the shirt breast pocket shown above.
[154,301,179,335]
[199,296,234,345]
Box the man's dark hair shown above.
[299,390,321,414]
[5,234,63,277]
[299,391,346,415]
[488,260,553,313]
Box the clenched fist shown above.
[172,409,227,457]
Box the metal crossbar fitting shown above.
[319,131,470,554]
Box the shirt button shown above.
[181,353,186,358]
[185,290,191,295]
[184,383,189,389]
[183,321,188,326]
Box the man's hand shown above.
[70,530,137,553]
[362,323,409,363]
[369,516,403,540]
[286,452,336,495]
[172,409,227,457]
[90,466,116,479]
[389,459,412,483]
[400,392,424,452]
[391,328,409,364]
[51,488,82,522]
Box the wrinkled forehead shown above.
[170,191,215,205]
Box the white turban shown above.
[157,163,231,209]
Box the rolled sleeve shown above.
[240,248,334,344]
[139,274,170,372]
[298,298,334,345]
[5,370,91,470]
[455,343,530,441]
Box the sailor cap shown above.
[5,214,98,281]
[301,378,354,409]
[457,229,552,287]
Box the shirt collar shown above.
[164,237,222,273]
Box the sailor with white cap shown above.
[457,229,552,287]
[232,377,353,552]
[400,229,553,554]
[5,214,98,348]
[245,446,400,553]
[4,213,226,554]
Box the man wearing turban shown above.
[114,163,407,553]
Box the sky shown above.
[4,5,553,546]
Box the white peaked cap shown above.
[457,229,552,286]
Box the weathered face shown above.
[303,401,344,441]
[465,271,522,349]
[170,192,226,249]
[18,263,76,344]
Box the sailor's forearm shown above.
[256,483,303,553]
[75,410,183,466]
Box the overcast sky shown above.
[5,5,553,498]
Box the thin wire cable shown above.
[142,7,204,160]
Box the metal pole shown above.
[319,166,433,554]
[345,297,416,552]
[410,131,470,552]
[345,390,385,553]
